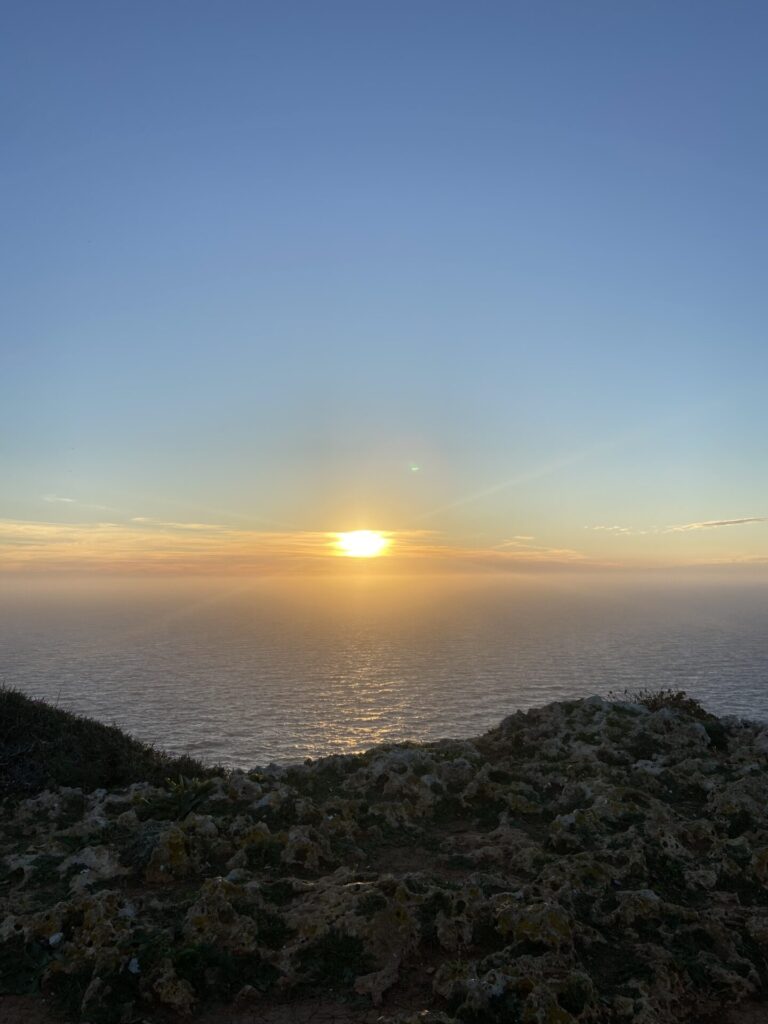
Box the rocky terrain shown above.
[3,690,768,1023]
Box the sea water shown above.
[1,574,767,766]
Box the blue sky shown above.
[2,1,767,571]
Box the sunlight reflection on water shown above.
[1,575,767,767]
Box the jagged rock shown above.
[59,844,128,891]
[151,958,196,1013]
[183,876,260,950]
[144,825,195,883]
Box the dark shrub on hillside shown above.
[0,686,215,797]
[609,688,710,719]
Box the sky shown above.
[2,0,767,575]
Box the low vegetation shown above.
[609,687,711,719]
[2,688,768,1024]
[0,687,214,798]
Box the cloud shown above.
[0,520,332,573]
[494,537,581,560]
[412,532,592,568]
[665,517,766,533]
[43,495,112,511]
[587,517,766,536]
[130,517,224,531]
[0,519,598,575]
[10,515,764,576]
[586,525,636,534]
[0,520,433,574]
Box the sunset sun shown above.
[336,530,389,557]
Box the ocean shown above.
[1,574,767,767]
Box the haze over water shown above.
[2,576,767,767]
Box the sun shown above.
[336,530,389,558]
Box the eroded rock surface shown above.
[3,695,768,1022]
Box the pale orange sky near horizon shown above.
[1,515,767,576]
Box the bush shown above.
[0,686,217,797]
[610,688,709,720]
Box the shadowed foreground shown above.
[0,687,213,797]
[3,690,768,1023]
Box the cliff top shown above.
[2,689,768,1024]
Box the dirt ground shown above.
[0,994,385,1023]
[0,995,58,1023]
[196,1000,382,1023]
[4,995,768,1024]
[720,1007,768,1024]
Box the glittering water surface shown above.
[1,575,767,767]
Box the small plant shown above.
[164,775,215,819]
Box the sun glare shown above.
[336,530,389,558]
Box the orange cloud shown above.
[0,519,599,575]
[9,518,761,575]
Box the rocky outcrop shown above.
[3,694,768,1022]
